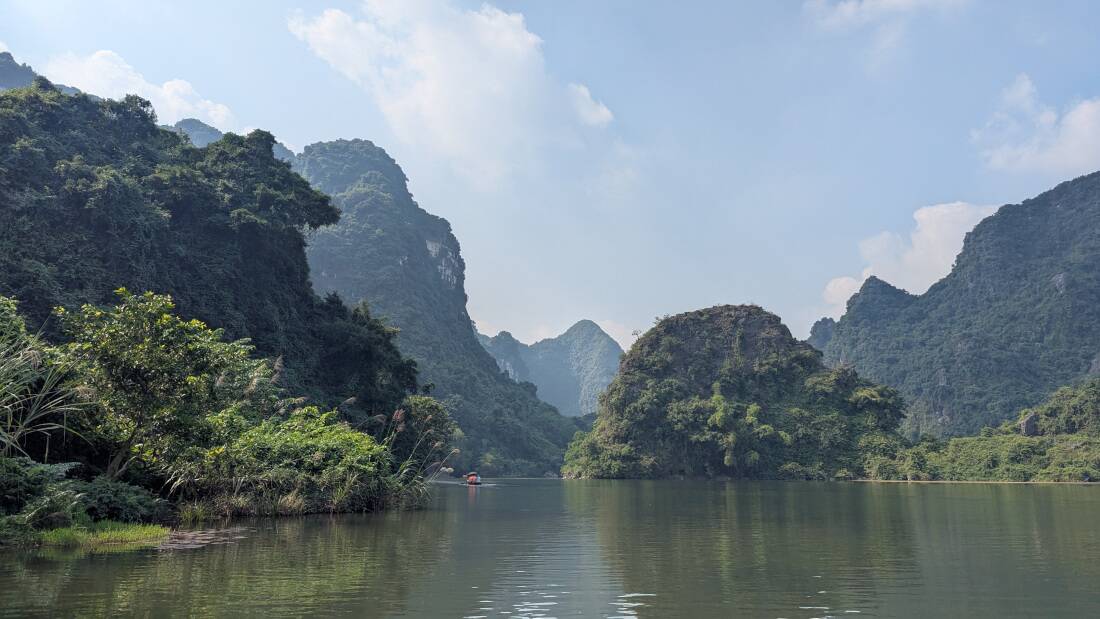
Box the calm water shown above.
[2,479,1100,618]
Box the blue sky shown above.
[4,0,1100,346]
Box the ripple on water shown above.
[157,527,249,551]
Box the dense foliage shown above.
[563,305,906,479]
[294,138,580,476]
[819,172,1100,437]
[0,82,416,419]
[1,291,454,544]
[478,320,624,417]
[866,378,1100,481]
[0,83,458,543]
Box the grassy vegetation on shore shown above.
[37,521,169,549]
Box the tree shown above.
[58,289,277,479]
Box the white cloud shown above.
[0,41,9,53]
[804,0,963,71]
[973,73,1100,178]
[568,83,613,127]
[804,0,963,30]
[43,50,234,130]
[288,0,613,189]
[822,201,996,317]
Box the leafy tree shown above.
[57,289,277,479]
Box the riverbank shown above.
[854,478,1096,485]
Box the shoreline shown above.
[853,478,1096,485]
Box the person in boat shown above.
[465,471,482,485]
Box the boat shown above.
[465,471,482,485]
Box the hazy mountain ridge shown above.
[0,51,80,95]
[293,139,580,476]
[821,171,1100,437]
[479,320,623,417]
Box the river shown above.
[2,479,1099,617]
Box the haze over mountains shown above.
[291,138,581,475]
[5,47,1100,477]
[478,320,624,418]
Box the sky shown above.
[4,0,1100,348]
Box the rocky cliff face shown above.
[806,317,836,351]
[821,171,1100,437]
[294,139,579,476]
[480,320,624,417]
[0,51,81,95]
[563,305,905,479]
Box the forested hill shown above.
[818,171,1100,438]
[563,305,905,479]
[479,320,624,417]
[0,81,418,417]
[294,139,580,476]
[169,118,296,162]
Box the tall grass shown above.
[0,331,86,459]
[37,520,169,548]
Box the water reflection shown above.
[2,480,1099,618]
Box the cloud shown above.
[804,0,964,71]
[43,50,234,129]
[973,73,1100,178]
[804,0,963,30]
[568,83,613,127]
[0,41,8,53]
[822,201,996,317]
[288,0,613,189]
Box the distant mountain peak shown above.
[481,320,624,417]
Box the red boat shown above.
[465,471,482,485]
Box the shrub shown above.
[70,476,163,523]
[168,407,398,516]
[0,456,45,515]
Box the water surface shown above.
[3,480,1099,617]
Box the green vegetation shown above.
[294,138,579,476]
[866,378,1100,481]
[563,305,907,479]
[479,320,624,417]
[818,172,1100,437]
[36,520,169,549]
[0,81,458,545]
[0,81,417,420]
[1,290,453,545]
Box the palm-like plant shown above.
[0,332,86,459]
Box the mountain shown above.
[820,172,1100,437]
[168,118,296,162]
[479,320,624,417]
[0,52,37,90]
[562,305,905,479]
[0,51,80,95]
[806,317,835,351]
[293,139,580,476]
[0,81,418,417]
